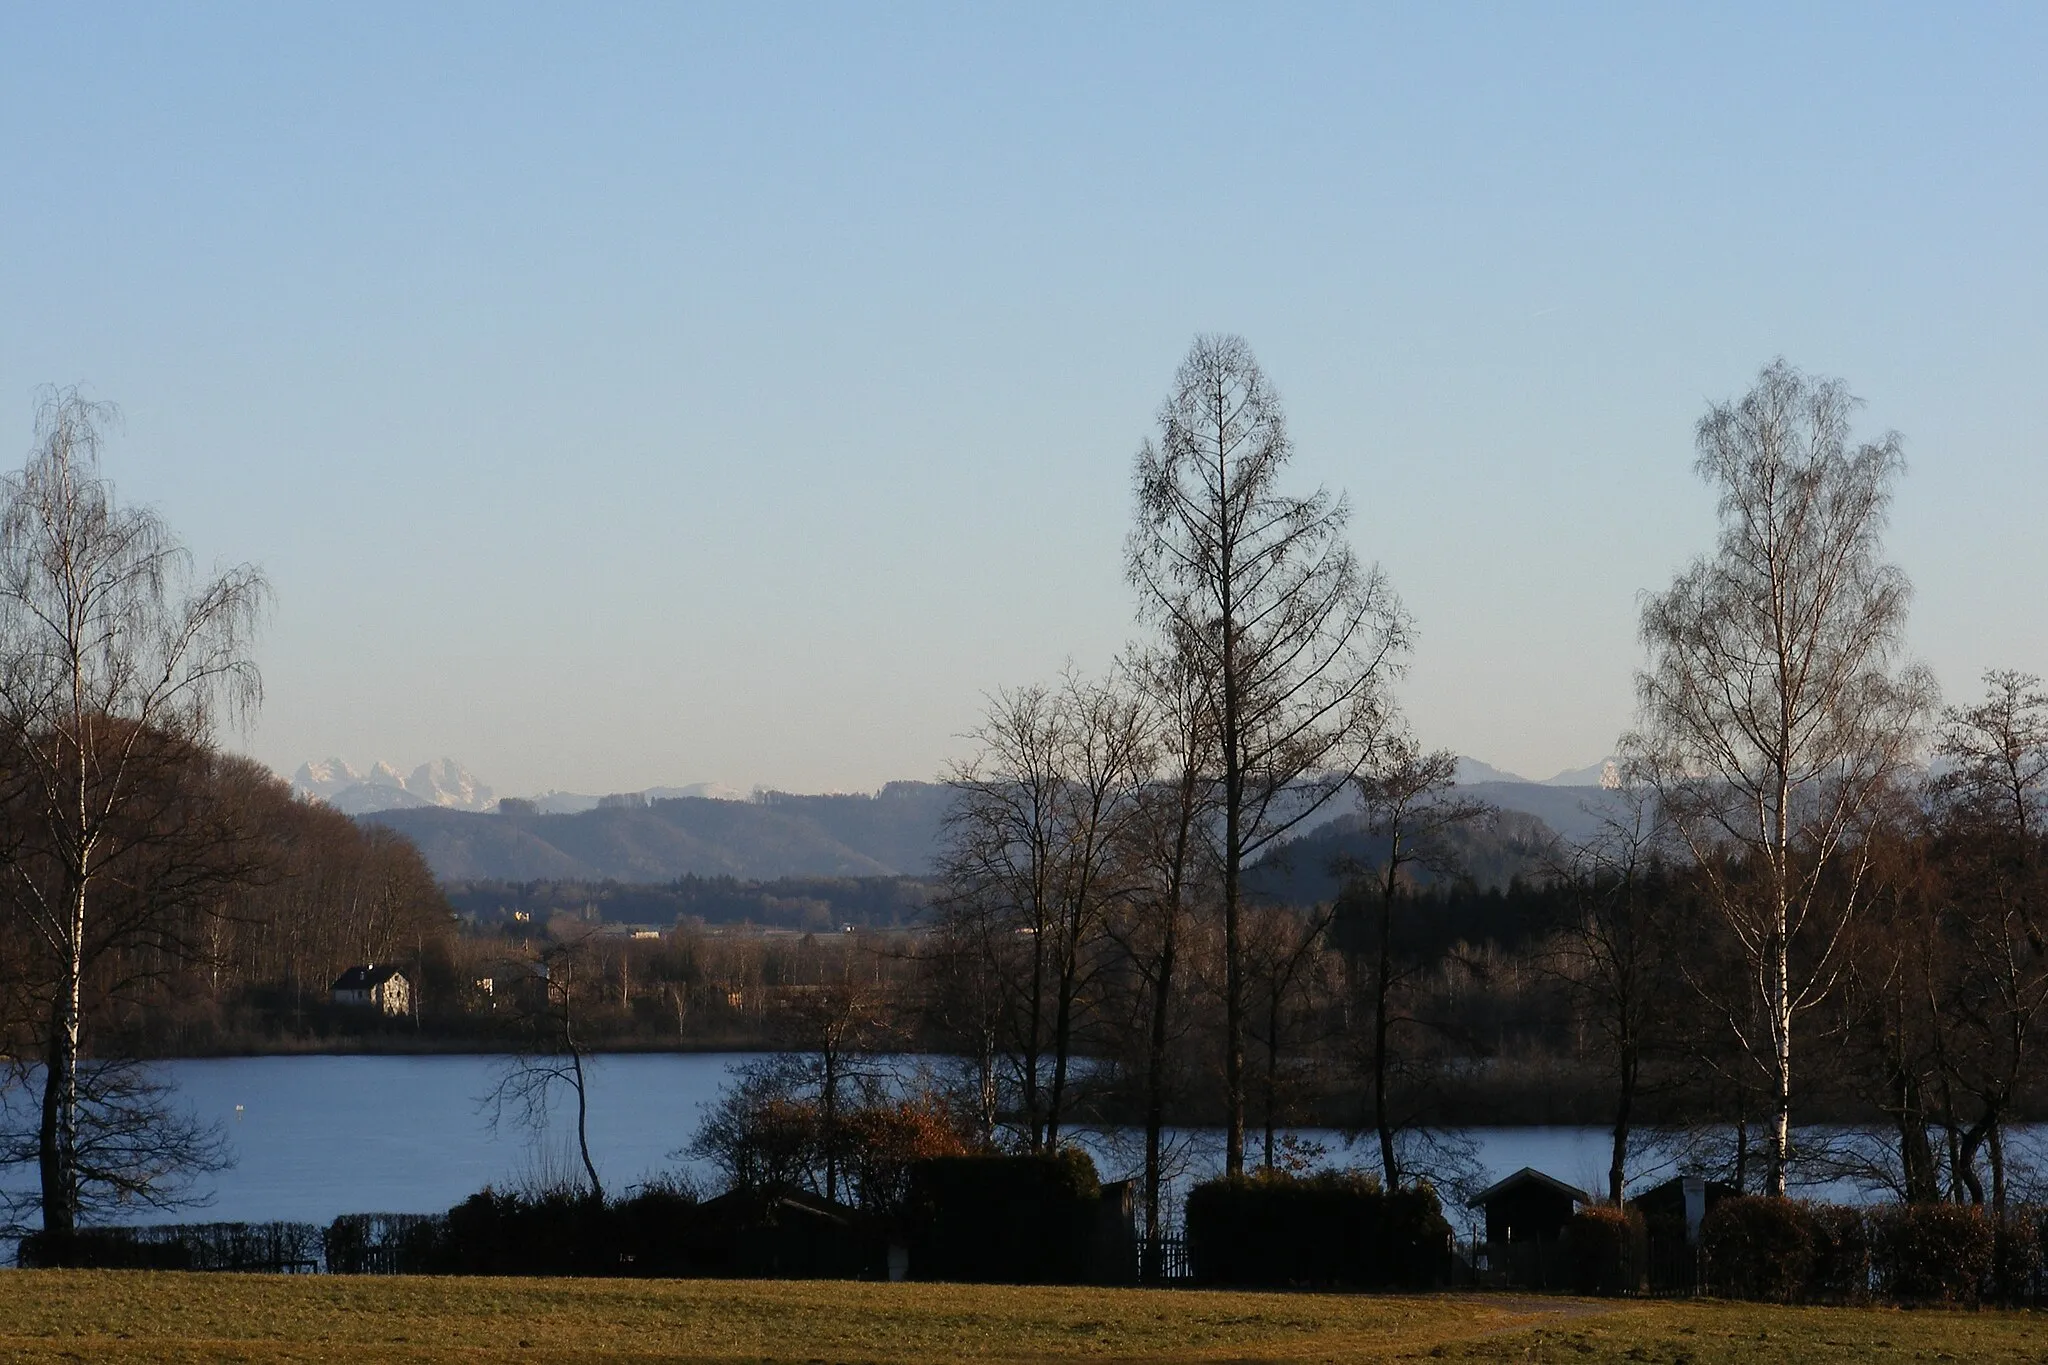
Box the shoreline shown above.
[33,1045,2048,1127]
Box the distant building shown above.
[331,964,411,1016]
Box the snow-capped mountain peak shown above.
[408,758,493,810]
[292,758,362,798]
[1539,757,1624,789]
[364,761,409,790]
[290,757,495,814]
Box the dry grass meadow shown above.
[0,1272,2043,1363]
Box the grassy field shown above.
[0,1273,2043,1364]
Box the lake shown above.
[0,1054,1901,1227]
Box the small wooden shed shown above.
[693,1188,879,1279]
[1631,1175,1737,1244]
[1467,1168,1589,1244]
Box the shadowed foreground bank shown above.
[0,1274,2045,1363]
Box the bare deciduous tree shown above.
[1338,736,1487,1187]
[1925,670,2048,1209]
[1127,334,1410,1175]
[939,670,1149,1151]
[920,896,1010,1151]
[0,389,266,1234]
[1242,898,1337,1173]
[1627,359,1934,1198]
[1834,811,1948,1203]
[776,979,893,1204]
[0,1058,228,1233]
[938,683,1066,1150]
[483,933,605,1201]
[1546,786,1679,1205]
[1101,643,1214,1270]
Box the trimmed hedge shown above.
[902,1150,1106,1284]
[1991,1210,2045,1304]
[1702,1198,2043,1305]
[1568,1205,1644,1296]
[1804,1203,1872,1303]
[421,1188,612,1275]
[19,1221,321,1272]
[323,1213,443,1274]
[1184,1170,1451,1289]
[1702,1198,1817,1302]
[404,1185,724,1277]
[1870,1203,1995,1305]
[326,1183,876,1278]
[18,1228,193,1269]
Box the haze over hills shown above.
[1540,759,1624,788]
[521,783,749,816]
[361,782,958,882]
[1452,755,1623,788]
[291,758,751,816]
[1250,806,1562,906]
[332,754,1630,884]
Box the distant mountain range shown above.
[1453,755,1623,789]
[1448,781,1628,845]
[290,758,747,817]
[520,783,749,815]
[355,781,1625,885]
[299,755,1628,883]
[361,782,959,882]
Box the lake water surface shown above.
[0,1054,1867,1226]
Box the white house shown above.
[330,964,411,1016]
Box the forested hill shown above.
[1245,780,1643,906]
[360,782,957,882]
[1247,806,1562,907]
[362,776,1615,888]
[1449,780,1631,845]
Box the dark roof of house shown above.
[330,964,407,992]
[1631,1175,1739,1207]
[698,1187,856,1226]
[1467,1167,1592,1209]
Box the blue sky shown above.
[2,4,2042,796]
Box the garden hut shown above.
[1631,1174,1737,1244]
[1467,1168,1588,1244]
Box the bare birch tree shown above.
[1127,334,1410,1174]
[0,389,266,1235]
[1626,359,1933,1198]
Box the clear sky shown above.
[2,5,2042,797]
